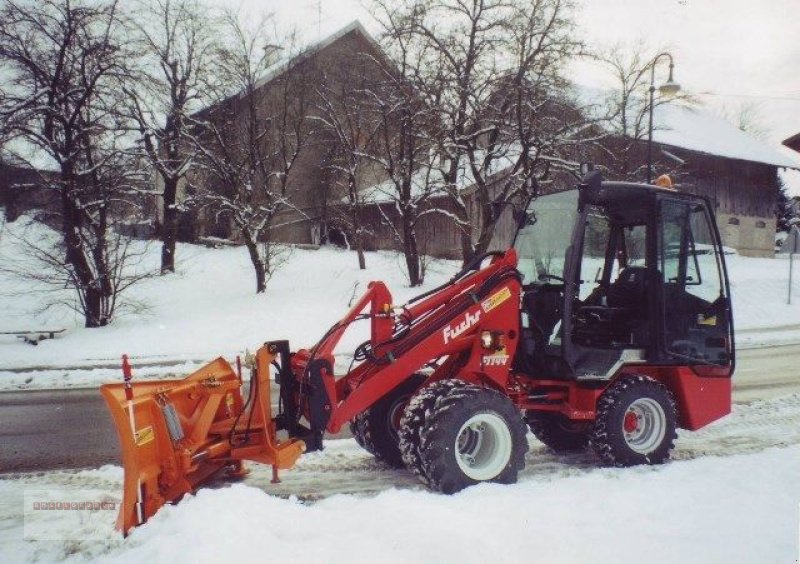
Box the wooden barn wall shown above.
[677,154,777,217]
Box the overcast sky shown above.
[220,0,800,156]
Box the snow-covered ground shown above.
[2,392,799,563]
[0,216,798,390]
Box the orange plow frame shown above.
[101,344,305,535]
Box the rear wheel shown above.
[590,375,677,466]
[349,373,427,467]
[525,412,589,453]
[417,382,528,494]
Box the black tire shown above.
[525,412,589,453]
[590,375,677,466]
[418,382,528,494]
[398,379,465,484]
[348,373,427,467]
[350,413,373,454]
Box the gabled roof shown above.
[249,21,383,95]
[577,85,799,169]
[652,103,799,169]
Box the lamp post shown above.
[647,52,681,184]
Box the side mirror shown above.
[578,170,603,207]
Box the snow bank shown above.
[60,447,800,562]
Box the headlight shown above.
[480,330,504,351]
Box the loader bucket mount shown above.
[101,342,305,536]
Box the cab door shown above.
[657,198,734,367]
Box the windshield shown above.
[514,190,579,285]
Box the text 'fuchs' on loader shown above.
[102,172,735,535]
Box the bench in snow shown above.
[0,329,66,345]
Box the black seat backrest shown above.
[606,266,648,309]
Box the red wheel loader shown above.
[102,172,735,534]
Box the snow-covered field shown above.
[2,392,799,563]
[0,216,798,390]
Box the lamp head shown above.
[658,63,681,98]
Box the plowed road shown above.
[1,344,798,474]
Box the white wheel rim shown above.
[455,412,513,481]
[622,398,667,455]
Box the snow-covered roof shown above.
[353,168,447,205]
[575,85,799,169]
[249,21,380,95]
[651,103,799,169]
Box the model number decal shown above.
[483,354,509,367]
[481,287,511,313]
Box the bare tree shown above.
[124,0,217,274]
[0,0,152,327]
[722,100,768,140]
[189,13,314,293]
[314,59,383,270]
[371,0,586,264]
[361,10,443,286]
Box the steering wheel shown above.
[538,273,565,283]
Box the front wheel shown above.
[349,374,427,467]
[590,375,677,466]
[417,382,528,494]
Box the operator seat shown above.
[574,266,649,348]
[606,266,649,310]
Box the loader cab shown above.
[513,173,734,381]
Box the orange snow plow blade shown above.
[101,344,305,536]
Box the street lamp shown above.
[647,52,681,183]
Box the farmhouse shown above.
[174,21,389,247]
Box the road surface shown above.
[1,344,798,474]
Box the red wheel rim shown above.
[623,411,639,433]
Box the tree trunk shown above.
[401,215,421,286]
[459,224,475,266]
[60,168,103,328]
[472,199,497,258]
[242,229,266,293]
[356,243,366,270]
[161,176,179,274]
[444,159,475,266]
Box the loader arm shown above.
[282,249,523,435]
